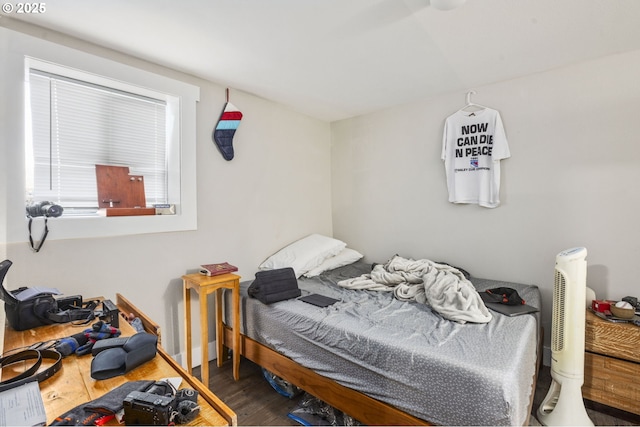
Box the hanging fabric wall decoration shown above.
[212,88,243,161]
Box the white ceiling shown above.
[6,0,640,121]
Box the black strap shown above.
[0,349,62,392]
[0,349,42,383]
[47,300,99,325]
[47,308,96,324]
[28,217,49,253]
[33,298,98,326]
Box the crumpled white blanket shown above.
[338,255,492,324]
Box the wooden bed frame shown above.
[223,325,543,426]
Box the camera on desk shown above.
[124,381,199,426]
[124,390,175,426]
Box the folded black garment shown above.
[248,267,301,304]
[90,332,157,380]
[51,380,153,425]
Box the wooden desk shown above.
[182,273,240,385]
[1,298,237,426]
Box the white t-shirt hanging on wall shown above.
[441,108,510,208]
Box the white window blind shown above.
[27,69,168,214]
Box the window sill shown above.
[25,209,196,241]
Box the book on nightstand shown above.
[199,262,238,277]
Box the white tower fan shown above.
[537,247,593,426]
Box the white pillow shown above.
[259,234,347,277]
[303,247,364,278]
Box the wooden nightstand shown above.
[583,309,640,415]
[183,273,241,386]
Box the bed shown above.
[221,238,541,426]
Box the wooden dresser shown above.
[583,309,640,415]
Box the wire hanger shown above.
[458,90,487,116]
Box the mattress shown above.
[225,260,540,426]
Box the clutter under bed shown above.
[222,236,541,426]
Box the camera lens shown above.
[42,204,63,217]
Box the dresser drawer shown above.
[584,349,640,414]
[585,310,640,363]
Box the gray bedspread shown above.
[225,260,540,426]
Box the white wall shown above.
[4,21,640,368]
[0,24,332,360]
[332,49,640,357]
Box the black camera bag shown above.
[0,259,95,331]
[248,267,301,304]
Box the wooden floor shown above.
[195,356,299,426]
[197,357,640,426]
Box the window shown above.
[10,53,199,242]
[26,61,172,214]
